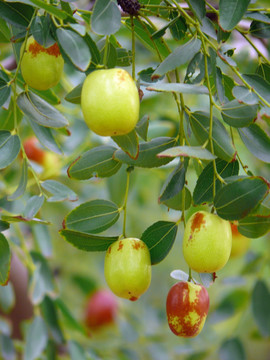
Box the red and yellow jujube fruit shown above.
[81,68,140,136]
[21,36,64,91]
[230,223,251,258]
[104,238,151,301]
[183,211,232,273]
[84,289,118,330]
[166,281,209,337]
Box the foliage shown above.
[0,0,269,358]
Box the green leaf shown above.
[116,48,132,67]
[188,0,206,22]
[201,17,217,40]
[24,195,44,219]
[91,0,121,36]
[238,124,270,163]
[146,82,209,95]
[1,215,49,225]
[41,180,77,202]
[250,20,270,39]
[162,186,192,211]
[56,28,91,72]
[31,15,55,48]
[221,100,258,127]
[8,159,28,200]
[41,296,65,344]
[0,221,9,233]
[214,176,269,220]
[0,1,35,29]
[232,86,259,105]
[219,338,246,360]
[158,145,216,160]
[59,229,118,252]
[0,234,11,286]
[84,33,101,66]
[32,224,52,258]
[242,73,270,104]
[24,316,48,360]
[0,18,11,42]
[114,137,176,168]
[238,215,270,238]
[68,145,121,180]
[141,221,178,264]
[0,334,15,360]
[125,19,170,59]
[0,77,10,108]
[29,0,71,20]
[63,199,120,234]
[193,159,239,205]
[68,340,87,360]
[17,92,68,129]
[0,131,20,170]
[245,12,270,24]
[153,38,201,78]
[54,298,86,335]
[252,280,270,337]
[135,115,149,141]
[100,39,117,68]
[65,83,82,104]
[159,162,186,203]
[28,118,62,155]
[169,14,187,40]
[112,130,139,160]
[30,252,54,305]
[189,112,235,162]
[219,0,251,31]
[0,283,14,313]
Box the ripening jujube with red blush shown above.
[166,281,209,337]
[230,223,251,258]
[84,289,118,330]
[20,36,64,91]
[183,211,232,273]
[104,238,151,301]
[23,137,46,165]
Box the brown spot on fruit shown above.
[190,212,205,235]
[117,69,128,83]
[29,41,61,58]
[129,296,138,301]
[230,223,239,236]
[117,241,123,251]
[132,240,144,250]
[108,246,111,254]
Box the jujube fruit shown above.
[166,281,209,337]
[20,36,64,91]
[104,238,151,301]
[84,289,118,330]
[81,68,140,136]
[183,211,232,273]
[23,137,45,165]
[230,223,250,258]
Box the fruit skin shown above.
[166,281,209,337]
[104,238,151,301]
[183,211,232,273]
[21,36,64,91]
[84,289,118,330]
[230,223,250,258]
[81,69,140,136]
[23,137,45,165]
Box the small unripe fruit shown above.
[21,36,64,91]
[104,238,151,301]
[183,211,232,273]
[84,289,118,330]
[230,223,250,258]
[166,281,209,337]
[81,69,140,136]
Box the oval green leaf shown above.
[141,221,178,264]
[0,131,20,170]
[0,234,11,286]
[158,145,216,160]
[219,0,251,31]
[68,145,121,180]
[8,158,28,200]
[238,215,270,238]
[159,162,186,203]
[41,180,77,202]
[63,199,120,234]
[214,176,269,220]
[232,86,259,105]
[219,338,246,360]
[59,229,118,252]
[112,130,139,160]
[91,0,121,36]
[24,316,48,360]
[238,124,270,163]
[146,83,209,95]
[252,280,270,337]
[162,186,192,211]
[221,100,258,127]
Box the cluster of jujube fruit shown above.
[19,38,252,337]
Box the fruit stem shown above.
[122,166,133,238]
[188,267,192,282]
[131,15,136,81]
